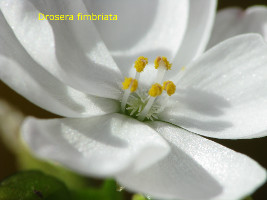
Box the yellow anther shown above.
[130,79,138,92]
[154,56,172,70]
[122,77,138,92]
[163,81,176,96]
[134,56,148,72]
[149,83,163,97]
[181,66,186,71]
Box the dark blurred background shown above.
[218,0,266,8]
[0,0,267,199]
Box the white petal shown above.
[208,6,267,49]
[160,34,267,139]
[0,0,122,99]
[171,0,217,77]
[117,122,266,200]
[0,11,119,118]
[85,0,189,76]
[22,114,170,177]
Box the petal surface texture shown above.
[117,122,266,200]
[0,0,122,99]
[22,114,170,177]
[172,0,217,76]
[0,11,119,117]
[85,0,189,77]
[160,34,267,139]
[208,6,267,49]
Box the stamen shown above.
[134,56,148,73]
[137,83,163,121]
[154,56,172,83]
[163,81,176,96]
[134,56,148,81]
[121,77,138,113]
[154,56,172,70]
[148,83,163,97]
[122,77,138,92]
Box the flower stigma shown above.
[121,56,177,121]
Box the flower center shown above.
[120,56,176,121]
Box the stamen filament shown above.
[121,77,138,113]
[155,65,167,83]
[121,57,148,113]
[137,83,163,121]
[154,56,172,84]
[137,97,156,121]
[135,71,140,81]
[121,89,131,113]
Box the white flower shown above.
[0,0,267,200]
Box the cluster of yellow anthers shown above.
[122,56,176,96]
[121,56,176,121]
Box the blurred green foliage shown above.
[0,171,70,200]
[0,170,124,200]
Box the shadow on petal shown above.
[159,87,233,132]
[176,87,231,117]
